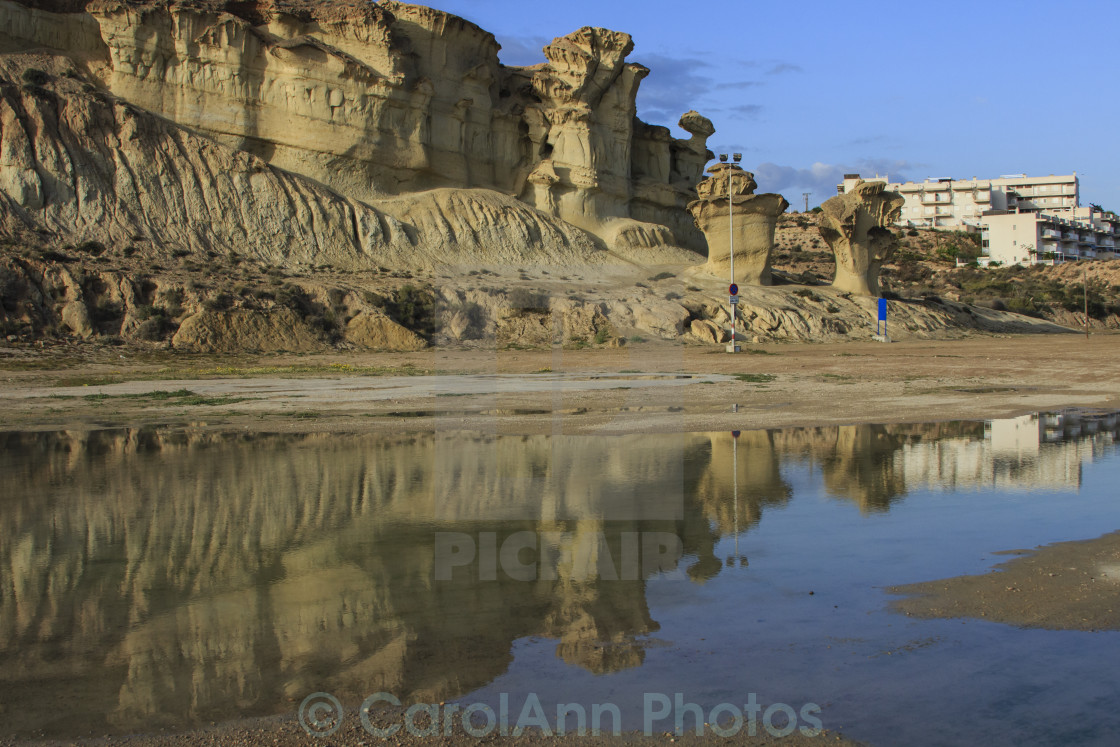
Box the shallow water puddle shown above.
[1,411,1118,744]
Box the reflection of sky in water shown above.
[0,411,1118,745]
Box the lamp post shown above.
[721,153,742,353]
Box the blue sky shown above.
[423,0,1118,210]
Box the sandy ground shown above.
[0,710,863,747]
[2,332,1118,746]
[1,334,1118,435]
[889,530,1120,632]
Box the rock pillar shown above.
[688,163,788,285]
[818,180,905,296]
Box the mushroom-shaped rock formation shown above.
[688,163,789,285]
[818,180,905,296]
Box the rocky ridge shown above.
[0,0,712,259]
[0,1,1094,351]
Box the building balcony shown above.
[920,195,950,204]
[1099,237,1116,248]
[1041,229,1062,240]
[974,191,991,202]
[1079,235,1095,245]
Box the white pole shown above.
[728,167,736,351]
[733,433,739,559]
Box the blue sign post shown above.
[877,298,888,337]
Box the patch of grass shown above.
[193,363,435,377]
[54,375,124,387]
[535,367,552,373]
[290,411,322,419]
[69,389,256,406]
[175,393,256,406]
[732,373,776,383]
[628,335,646,343]
[45,363,440,387]
[594,327,611,344]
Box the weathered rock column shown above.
[818,180,905,296]
[688,164,788,285]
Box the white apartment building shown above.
[836,173,1080,231]
[979,207,1118,266]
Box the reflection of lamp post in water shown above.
[726,430,748,567]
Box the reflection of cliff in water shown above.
[0,429,718,736]
[0,414,1115,736]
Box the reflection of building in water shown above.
[897,412,1118,494]
[770,422,986,513]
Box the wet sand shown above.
[0,708,865,746]
[1,334,1119,435]
[890,530,1120,632]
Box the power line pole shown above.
[803,192,811,213]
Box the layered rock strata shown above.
[0,0,714,257]
[817,179,905,296]
[687,162,788,285]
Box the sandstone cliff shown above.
[0,0,712,261]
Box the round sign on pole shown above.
[729,283,739,296]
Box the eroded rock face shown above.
[817,180,905,296]
[172,308,324,352]
[0,0,713,255]
[687,163,788,285]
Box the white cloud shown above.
[749,159,919,207]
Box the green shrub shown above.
[507,287,548,311]
[21,68,49,86]
[90,299,122,326]
[75,240,107,256]
[202,293,233,312]
[386,284,436,337]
